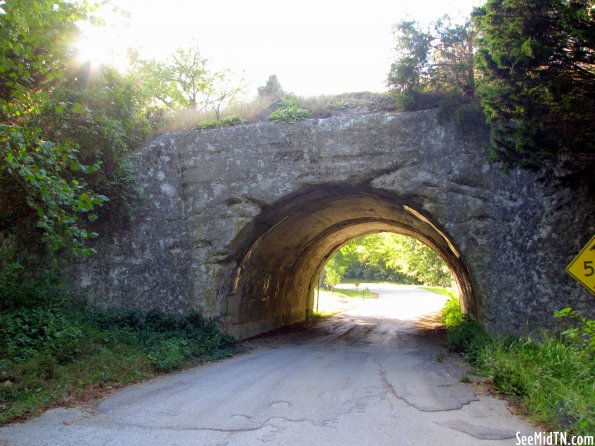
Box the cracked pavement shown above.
[0,285,536,445]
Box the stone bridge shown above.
[75,109,593,339]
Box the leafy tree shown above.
[0,0,105,256]
[323,248,352,289]
[257,74,285,100]
[380,234,452,286]
[48,65,153,218]
[202,69,246,119]
[323,233,452,287]
[128,52,187,111]
[0,0,152,256]
[387,17,476,110]
[432,17,476,97]
[473,0,595,170]
[388,21,433,97]
[168,45,210,111]
[131,44,246,118]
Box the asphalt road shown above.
[0,285,535,446]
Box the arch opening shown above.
[320,231,454,291]
[225,185,476,339]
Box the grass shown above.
[196,115,242,130]
[419,285,457,298]
[340,278,394,285]
[157,92,395,132]
[0,304,240,425]
[310,310,341,320]
[440,297,595,436]
[482,336,594,434]
[325,288,379,299]
[158,95,276,132]
[1,341,154,424]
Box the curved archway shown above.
[226,185,477,338]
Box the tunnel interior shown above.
[225,185,476,339]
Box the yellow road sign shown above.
[566,235,595,294]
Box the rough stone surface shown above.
[72,109,594,338]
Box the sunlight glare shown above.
[75,23,129,71]
[76,0,485,94]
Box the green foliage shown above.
[441,293,464,328]
[147,337,190,371]
[0,0,108,255]
[130,44,245,118]
[196,115,242,130]
[269,97,310,123]
[328,233,452,287]
[0,262,70,311]
[388,20,433,97]
[80,307,238,371]
[0,1,153,255]
[53,65,153,220]
[345,260,422,285]
[0,266,239,424]
[481,335,594,434]
[442,301,595,435]
[0,307,84,362]
[2,135,107,255]
[473,0,595,170]
[323,250,350,289]
[446,318,491,363]
[554,307,595,352]
[388,17,476,112]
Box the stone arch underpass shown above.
[228,186,475,338]
[74,109,593,339]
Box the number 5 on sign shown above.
[566,235,595,294]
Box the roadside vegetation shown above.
[319,288,379,300]
[0,264,239,425]
[440,295,594,436]
[418,286,458,299]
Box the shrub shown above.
[441,294,464,328]
[0,307,84,362]
[148,337,190,371]
[0,303,240,425]
[269,97,310,123]
[0,261,240,424]
[554,307,595,352]
[446,317,491,363]
[81,308,238,368]
[0,263,70,311]
[196,115,242,129]
[269,105,310,123]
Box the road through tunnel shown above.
[225,186,476,339]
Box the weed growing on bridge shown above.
[269,97,310,123]
[441,297,595,436]
[0,265,240,425]
[196,115,242,130]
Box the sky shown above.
[78,0,485,98]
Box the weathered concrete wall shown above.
[73,109,594,338]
